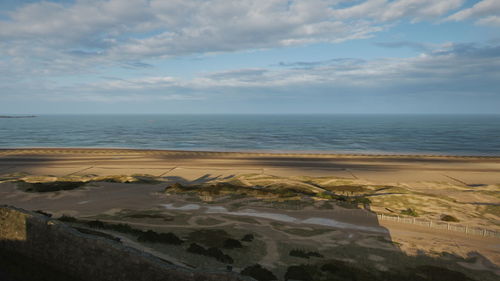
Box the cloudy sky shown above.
[0,0,499,114]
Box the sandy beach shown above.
[1,148,499,184]
[1,148,499,278]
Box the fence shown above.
[376,213,500,238]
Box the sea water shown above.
[0,114,499,156]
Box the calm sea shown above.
[1,114,499,156]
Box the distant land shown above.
[0,115,36,118]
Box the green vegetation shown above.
[14,174,162,193]
[34,210,52,217]
[270,199,314,210]
[223,238,243,249]
[187,243,233,264]
[281,260,475,281]
[241,264,277,281]
[323,185,368,194]
[187,229,231,248]
[137,230,183,244]
[441,214,460,222]
[119,209,174,221]
[0,248,86,281]
[401,208,419,217]
[74,227,121,242]
[284,264,319,281]
[318,201,334,209]
[280,228,333,237]
[289,249,323,259]
[58,216,183,245]
[241,234,254,242]
[59,215,78,222]
[94,174,161,184]
[163,182,315,199]
[317,192,371,206]
[18,181,86,192]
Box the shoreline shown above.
[1,147,499,159]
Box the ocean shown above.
[1,114,499,156]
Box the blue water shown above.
[0,115,499,156]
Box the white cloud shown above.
[34,43,497,102]
[446,0,500,26]
[0,0,471,75]
[331,0,464,22]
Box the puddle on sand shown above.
[162,203,201,211]
[161,204,386,233]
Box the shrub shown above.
[74,227,121,242]
[107,223,142,235]
[187,243,233,264]
[351,196,371,205]
[137,230,183,245]
[284,265,317,281]
[20,181,86,192]
[58,215,78,222]
[223,238,242,249]
[321,260,373,281]
[413,265,473,281]
[34,210,52,217]
[241,264,277,281]
[441,214,459,222]
[164,183,192,192]
[317,192,334,200]
[187,243,206,255]
[289,249,323,259]
[207,247,233,264]
[187,229,230,247]
[241,234,254,242]
[401,208,418,217]
[86,220,105,228]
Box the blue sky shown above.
[0,0,499,114]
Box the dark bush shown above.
[58,215,78,222]
[207,247,233,263]
[320,260,376,281]
[401,208,419,217]
[241,264,277,281]
[413,265,473,281]
[86,220,105,228]
[241,233,254,242]
[74,227,121,242]
[187,243,206,255]
[441,214,459,222]
[223,238,242,249]
[34,210,52,217]
[21,181,86,192]
[289,249,323,259]
[284,265,316,281]
[187,243,233,264]
[187,229,230,247]
[107,223,142,235]
[137,230,183,245]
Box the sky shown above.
[0,0,499,114]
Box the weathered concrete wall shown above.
[0,206,250,281]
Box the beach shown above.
[1,148,499,184]
[1,148,499,278]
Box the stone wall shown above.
[0,206,251,281]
